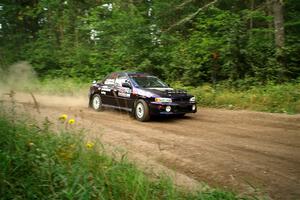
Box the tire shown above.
[134,99,150,122]
[91,94,103,112]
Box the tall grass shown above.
[173,82,300,114]
[21,78,90,96]
[0,112,246,200]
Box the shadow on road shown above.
[102,107,193,123]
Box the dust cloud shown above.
[0,61,37,93]
[0,62,87,108]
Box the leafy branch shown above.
[164,0,219,32]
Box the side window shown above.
[115,75,128,87]
[103,73,117,85]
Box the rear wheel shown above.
[92,94,103,111]
[135,100,150,122]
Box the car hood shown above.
[140,87,191,98]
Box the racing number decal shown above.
[118,87,131,98]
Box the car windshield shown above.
[130,75,169,88]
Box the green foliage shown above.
[32,78,90,96]
[167,7,243,85]
[183,81,300,114]
[0,113,246,200]
[0,0,299,112]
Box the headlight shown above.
[166,106,171,112]
[190,97,196,102]
[155,97,172,103]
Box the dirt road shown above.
[2,93,300,200]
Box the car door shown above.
[114,75,133,109]
[100,73,118,106]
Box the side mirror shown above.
[122,82,132,89]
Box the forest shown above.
[1,0,299,84]
[0,2,300,199]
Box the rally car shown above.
[88,72,197,122]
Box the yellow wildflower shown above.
[68,119,75,125]
[58,151,74,161]
[59,114,68,121]
[86,142,95,149]
[28,142,35,147]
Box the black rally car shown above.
[89,72,197,122]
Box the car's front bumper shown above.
[149,102,197,115]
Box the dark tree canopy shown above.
[0,0,299,85]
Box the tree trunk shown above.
[249,0,254,30]
[273,0,285,48]
[266,0,273,39]
[272,0,286,81]
[249,0,255,39]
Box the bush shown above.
[187,82,300,114]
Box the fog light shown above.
[192,105,196,110]
[166,106,171,112]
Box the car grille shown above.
[172,97,190,102]
[173,105,193,112]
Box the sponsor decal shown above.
[104,79,115,85]
[101,91,106,95]
[118,87,131,98]
[118,92,130,98]
[101,86,111,92]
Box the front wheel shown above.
[134,100,150,122]
[91,94,103,111]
